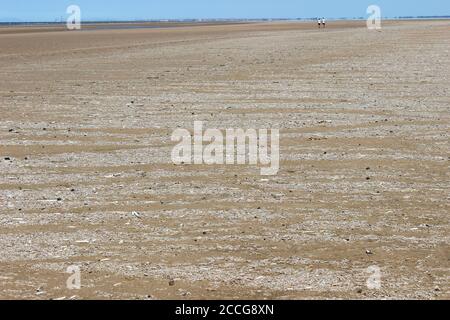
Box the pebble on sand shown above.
[132,211,142,219]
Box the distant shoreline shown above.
[1,16,449,25]
[0,18,448,35]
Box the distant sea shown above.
[1,16,449,26]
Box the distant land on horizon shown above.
[0,16,450,24]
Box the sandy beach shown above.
[0,20,449,299]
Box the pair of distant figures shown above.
[317,18,326,28]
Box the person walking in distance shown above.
[318,17,321,28]
[322,17,326,28]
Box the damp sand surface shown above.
[0,20,449,300]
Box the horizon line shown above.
[1,15,450,24]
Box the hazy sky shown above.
[1,0,449,21]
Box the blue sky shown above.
[0,0,449,22]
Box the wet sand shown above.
[0,20,449,300]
